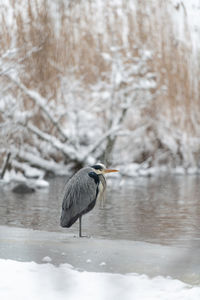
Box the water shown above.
[1,175,200,246]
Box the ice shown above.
[1,226,200,284]
[0,259,200,300]
[42,256,52,263]
[99,262,106,266]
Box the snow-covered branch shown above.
[4,74,69,142]
[1,0,199,180]
[26,123,82,162]
[83,126,120,160]
[0,45,43,76]
[16,150,72,176]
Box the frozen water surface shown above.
[1,175,200,299]
[0,225,200,285]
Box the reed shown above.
[0,0,199,169]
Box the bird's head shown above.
[91,163,118,175]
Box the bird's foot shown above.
[79,234,91,238]
[73,234,91,238]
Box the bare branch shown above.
[1,152,11,179]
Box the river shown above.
[1,174,200,247]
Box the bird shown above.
[60,163,118,237]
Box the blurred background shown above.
[1,3,200,293]
[0,0,200,181]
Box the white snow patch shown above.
[0,259,200,300]
[120,163,140,177]
[0,170,49,189]
[99,262,106,266]
[35,179,49,188]
[187,167,199,175]
[12,160,44,178]
[3,169,27,183]
[173,166,186,175]
[42,256,52,263]
[1,170,49,188]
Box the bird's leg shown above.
[79,216,82,237]
[78,216,90,238]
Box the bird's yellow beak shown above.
[103,169,119,174]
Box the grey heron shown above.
[60,163,118,237]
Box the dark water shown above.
[1,175,200,246]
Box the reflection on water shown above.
[0,175,200,246]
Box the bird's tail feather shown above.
[60,210,79,228]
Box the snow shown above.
[173,166,186,175]
[12,160,45,178]
[171,0,200,53]
[99,262,106,266]
[42,256,52,263]
[35,179,49,188]
[1,169,49,189]
[0,259,200,300]
[2,169,27,183]
[1,0,200,177]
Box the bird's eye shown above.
[91,165,103,171]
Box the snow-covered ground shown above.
[1,258,200,300]
[1,226,200,299]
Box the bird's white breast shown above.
[97,180,104,201]
[96,175,106,204]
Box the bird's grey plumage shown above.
[60,163,118,237]
[60,167,104,228]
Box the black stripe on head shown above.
[91,164,103,171]
[88,172,100,185]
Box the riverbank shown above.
[0,226,200,285]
